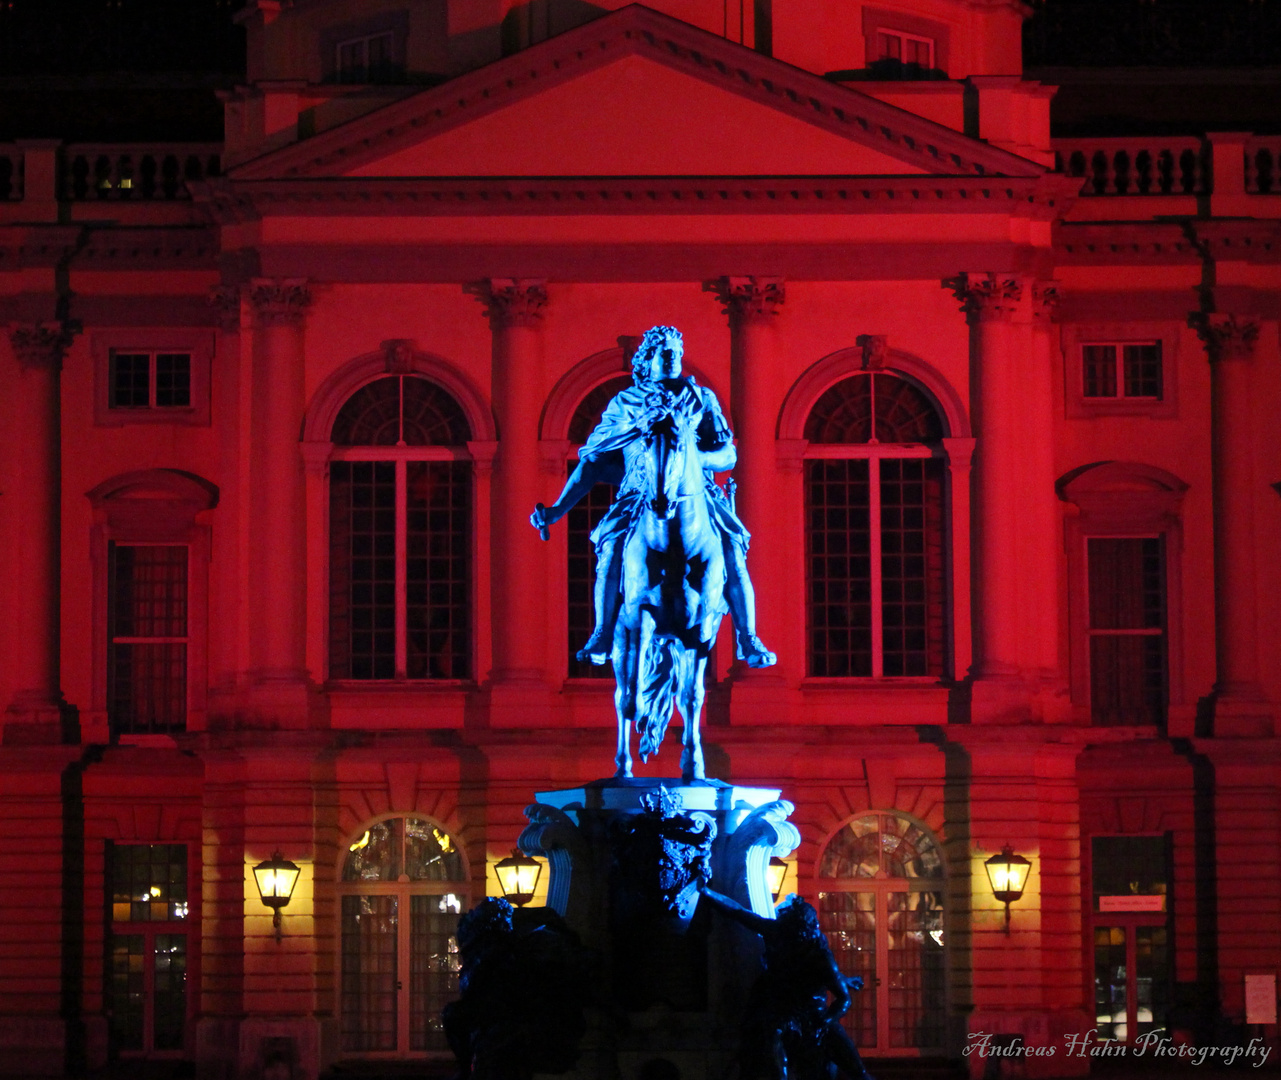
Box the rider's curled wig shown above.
[632,325,683,380]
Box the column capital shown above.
[947,272,1022,323]
[9,320,79,371]
[1031,280,1060,323]
[483,279,548,328]
[1193,312,1260,362]
[207,285,242,331]
[248,278,312,327]
[716,276,785,324]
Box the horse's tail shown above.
[636,636,678,761]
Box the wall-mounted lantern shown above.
[984,845,1032,934]
[767,857,789,904]
[253,851,301,943]
[495,849,542,907]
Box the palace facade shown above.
[2,1,1280,1077]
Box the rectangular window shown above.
[1087,538,1166,725]
[566,468,615,679]
[807,457,945,678]
[877,29,934,68]
[109,352,192,410]
[108,545,188,734]
[1082,343,1162,400]
[329,460,471,680]
[336,30,396,82]
[108,843,189,1054]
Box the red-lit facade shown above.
[2,2,1279,1077]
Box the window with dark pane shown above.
[804,373,947,678]
[1123,343,1162,398]
[110,352,151,407]
[566,376,630,678]
[880,458,945,676]
[807,458,873,677]
[108,545,188,734]
[1087,538,1166,725]
[329,462,396,679]
[109,350,193,410]
[1082,345,1118,398]
[1092,835,1169,905]
[154,353,191,407]
[1082,341,1162,400]
[329,376,472,681]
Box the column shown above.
[4,322,75,741]
[952,274,1024,687]
[484,279,549,688]
[1197,313,1269,734]
[721,277,790,694]
[246,279,311,691]
[1020,281,1064,685]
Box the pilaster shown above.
[244,279,313,725]
[1194,311,1271,735]
[482,279,552,719]
[3,322,78,743]
[718,277,791,717]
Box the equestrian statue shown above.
[530,325,775,782]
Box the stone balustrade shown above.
[0,146,23,201]
[1245,137,1281,194]
[1053,136,1209,196]
[62,143,221,200]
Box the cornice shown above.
[74,226,220,269]
[0,225,84,268]
[230,5,1045,183]
[198,174,1072,222]
[1055,220,1281,265]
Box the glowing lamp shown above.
[253,851,301,943]
[767,857,789,904]
[495,850,542,907]
[984,845,1032,934]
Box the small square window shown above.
[335,30,398,83]
[1082,342,1162,401]
[109,351,192,410]
[877,30,934,68]
[94,332,212,426]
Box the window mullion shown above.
[395,461,407,678]
[870,455,884,678]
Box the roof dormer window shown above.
[876,29,934,69]
[336,30,396,83]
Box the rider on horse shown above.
[531,325,776,670]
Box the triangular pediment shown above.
[234,5,1043,183]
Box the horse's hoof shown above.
[738,634,777,668]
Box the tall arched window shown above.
[329,376,472,680]
[818,812,946,1054]
[565,375,631,679]
[805,373,947,678]
[338,817,468,1055]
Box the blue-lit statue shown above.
[531,325,775,781]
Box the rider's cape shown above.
[579,377,750,555]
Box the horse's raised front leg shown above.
[613,623,638,778]
[677,650,707,783]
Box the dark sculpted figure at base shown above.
[531,326,775,782]
[700,888,876,1080]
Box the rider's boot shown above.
[736,630,777,669]
[576,628,611,666]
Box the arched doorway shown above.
[338,817,468,1056]
[817,812,946,1055]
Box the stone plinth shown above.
[519,778,798,1080]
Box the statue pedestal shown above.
[519,778,799,1080]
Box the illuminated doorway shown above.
[338,817,468,1056]
[817,812,947,1055]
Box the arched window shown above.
[338,817,468,1055]
[805,373,947,678]
[818,812,946,1053]
[329,376,472,680]
[565,375,631,678]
